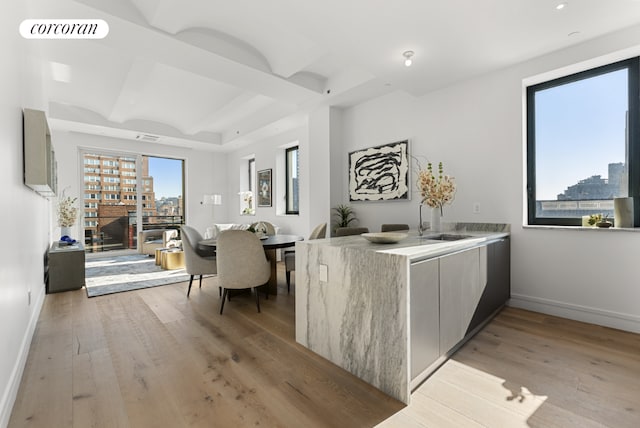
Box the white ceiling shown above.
[31,0,640,151]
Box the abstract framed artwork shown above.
[348,140,410,201]
[257,168,272,207]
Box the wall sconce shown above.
[201,194,222,206]
[202,194,222,221]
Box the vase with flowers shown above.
[57,193,79,239]
[416,160,456,234]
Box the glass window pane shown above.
[534,68,629,221]
[286,147,299,214]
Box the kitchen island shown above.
[295,223,510,404]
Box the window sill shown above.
[523,225,640,233]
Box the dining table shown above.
[198,234,304,295]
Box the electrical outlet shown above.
[473,202,481,214]
[319,264,328,282]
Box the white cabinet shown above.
[438,246,488,353]
[23,108,56,196]
[410,258,440,380]
[409,239,509,388]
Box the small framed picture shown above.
[257,169,272,207]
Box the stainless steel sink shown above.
[421,233,472,241]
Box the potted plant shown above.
[587,213,602,227]
[596,214,613,228]
[332,204,357,233]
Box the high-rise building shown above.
[83,154,157,249]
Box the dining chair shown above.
[335,226,369,237]
[284,222,327,293]
[180,225,217,297]
[217,230,271,314]
[381,223,410,232]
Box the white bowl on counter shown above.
[361,232,409,244]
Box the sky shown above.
[147,156,183,199]
[535,67,628,200]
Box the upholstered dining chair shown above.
[284,222,327,293]
[335,226,369,237]
[381,223,410,232]
[217,230,271,314]
[180,225,217,297]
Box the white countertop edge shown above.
[298,231,510,261]
[378,232,509,260]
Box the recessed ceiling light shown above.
[403,50,414,67]
[556,2,567,10]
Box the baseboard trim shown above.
[509,294,640,334]
[0,288,45,428]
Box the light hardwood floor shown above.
[9,264,640,427]
[379,307,640,428]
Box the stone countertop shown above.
[298,223,510,261]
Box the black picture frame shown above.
[348,140,410,201]
[257,168,272,207]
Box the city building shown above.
[83,154,157,250]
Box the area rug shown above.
[85,254,190,297]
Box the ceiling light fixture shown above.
[403,50,414,67]
[556,2,567,10]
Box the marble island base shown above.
[295,223,510,404]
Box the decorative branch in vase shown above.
[416,160,456,234]
[57,191,79,242]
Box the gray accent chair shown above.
[180,225,217,297]
[284,223,327,293]
[217,230,271,314]
[138,228,179,256]
[335,226,369,236]
[381,224,410,232]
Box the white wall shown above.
[225,126,311,236]
[339,24,640,333]
[0,5,50,427]
[53,132,227,238]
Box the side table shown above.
[161,249,185,270]
[46,242,85,293]
[155,247,170,265]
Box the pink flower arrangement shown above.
[417,161,456,214]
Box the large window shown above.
[248,158,255,194]
[239,157,256,215]
[527,57,640,226]
[81,151,184,252]
[285,146,299,214]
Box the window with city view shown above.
[527,57,640,226]
[82,152,184,252]
[285,146,299,214]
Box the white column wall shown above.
[225,127,310,236]
[0,4,50,426]
[308,107,334,235]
